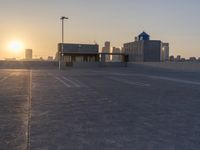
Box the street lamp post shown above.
[59,16,69,70]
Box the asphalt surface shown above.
[0,68,200,150]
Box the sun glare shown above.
[9,41,23,53]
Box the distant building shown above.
[58,43,99,66]
[121,47,125,53]
[112,47,121,62]
[124,32,165,62]
[189,57,197,62]
[102,41,111,61]
[176,55,181,62]
[47,56,54,61]
[161,43,169,61]
[55,52,59,61]
[169,55,175,61]
[180,58,186,62]
[5,58,17,61]
[25,49,32,60]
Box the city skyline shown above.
[0,0,200,59]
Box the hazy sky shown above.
[0,0,200,59]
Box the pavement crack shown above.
[26,70,32,150]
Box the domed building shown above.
[124,32,169,62]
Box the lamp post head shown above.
[60,16,69,20]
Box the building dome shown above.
[138,31,150,41]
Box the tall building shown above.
[112,47,121,62]
[169,55,175,61]
[124,32,169,62]
[102,41,111,61]
[121,47,125,53]
[176,55,181,61]
[161,43,169,61]
[25,49,32,60]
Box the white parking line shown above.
[72,78,88,88]
[55,77,71,87]
[147,75,200,86]
[0,76,9,82]
[62,77,81,87]
[108,77,150,87]
[0,73,14,83]
[107,72,200,86]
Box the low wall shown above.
[0,61,128,69]
[0,61,58,69]
[72,62,127,68]
[128,62,200,72]
[3,61,197,71]
[73,62,101,68]
[100,62,127,67]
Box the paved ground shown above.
[0,68,200,150]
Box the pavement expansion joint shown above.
[26,70,32,150]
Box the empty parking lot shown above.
[0,68,200,150]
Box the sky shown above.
[0,0,200,59]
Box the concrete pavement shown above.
[0,68,200,150]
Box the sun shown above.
[9,41,24,53]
